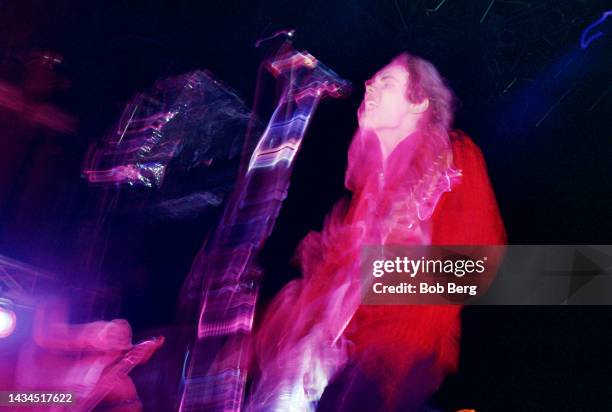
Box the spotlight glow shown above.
[0,306,16,338]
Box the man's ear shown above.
[409,98,429,114]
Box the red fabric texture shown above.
[430,130,507,246]
[345,130,507,410]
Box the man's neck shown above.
[376,119,420,162]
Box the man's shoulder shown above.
[448,129,486,170]
[449,129,481,152]
[432,130,508,245]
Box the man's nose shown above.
[365,82,375,95]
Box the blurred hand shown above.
[86,319,133,352]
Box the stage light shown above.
[0,299,16,338]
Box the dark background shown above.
[0,1,611,410]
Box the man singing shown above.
[252,52,506,412]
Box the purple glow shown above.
[83,71,250,188]
[0,80,76,134]
[179,48,350,411]
[14,300,163,410]
[0,304,16,338]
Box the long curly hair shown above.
[391,52,456,136]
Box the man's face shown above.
[358,62,411,131]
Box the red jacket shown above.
[346,130,507,410]
[254,130,506,411]
[431,130,507,246]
